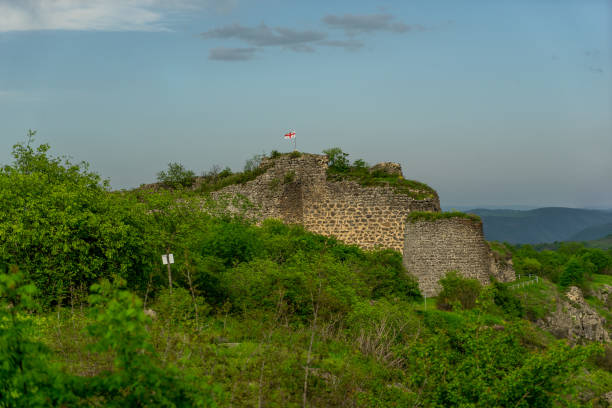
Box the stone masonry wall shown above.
[303,182,439,252]
[213,153,440,252]
[403,218,494,296]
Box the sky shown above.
[1,0,611,209]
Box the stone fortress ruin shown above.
[213,152,515,296]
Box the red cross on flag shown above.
[284,130,296,139]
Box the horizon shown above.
[1,0,611,208]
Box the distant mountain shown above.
[569,222,612,242]
[467,207,612,244]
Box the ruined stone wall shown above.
[211,153,328,223]
[403,218,494,296]
[303,182,439,252]
[213,153,440,251]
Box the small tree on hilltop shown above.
[157,162,196,189]
[322,147,349,172]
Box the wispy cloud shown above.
[322,13,424,36]
[209,47,257,61]
[201,23,327,47]
[319,39,364,51]
[0,0,233,32]
[0,89,41,102]
[201,13,435,61]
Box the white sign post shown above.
[162,252,174,294]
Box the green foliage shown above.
[86,279,217,407]
[322,147,349,172]
[491,280,525,318]
[0,267,78,407]
[4,138,609,407]
[0,136,148,306]
[516,256,542,276]
[195,163,269,193]
[407,211,481,223]
[157,162,196,189]
[436,271,483,310]
[283,170,295,183]
[559,256,588,288]
[323,147,437,200]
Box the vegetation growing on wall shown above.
[322,147,438,200]
[407,210,482,223]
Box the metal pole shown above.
[166,248,172,295]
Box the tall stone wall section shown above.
[213,154,440,251]
[403,218,494,297]
[303,182,439,252]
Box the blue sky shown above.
[1,0,611,209]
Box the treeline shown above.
[1,134,611,406]
[491,241,612,291]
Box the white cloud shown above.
[0,0,232,32]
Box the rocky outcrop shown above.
[537,286,610,343]
[593,284,612,307]
[370,162,402,176]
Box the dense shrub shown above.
[157,162,196,189]
[322,147,437,199]
[436,271,483,310]
[0,137,150,306]
[491,281,524,318]
[559,256,594,289]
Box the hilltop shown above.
[2,139,611,407]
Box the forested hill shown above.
[469,207,612,244]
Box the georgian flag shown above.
[284,130,296,139]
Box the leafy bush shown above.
[362,249,421,301]
[157,162,196,189]
[323,147,349,172]
[0,137,149,306]
[515,257,542,276]
[322,147,437,200]
[0,267,78,407]
[283,170,296,183]
[200,219,262,267]
[436,271,483,310]
[491,281,524,318]
[559,256,592,289]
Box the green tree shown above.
[157,162,196,189]
[322,147,349,172]
[0,135,148,306]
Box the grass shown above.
[326,166,437,200]
[511,278,557,321]
[195,164,271,194]
[407,211,481,223]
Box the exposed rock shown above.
[537,286,610,343]
[593,284,612,306]
[370,162,403,177]
[490,257,516,283]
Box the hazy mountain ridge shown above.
[467,207,612,244]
